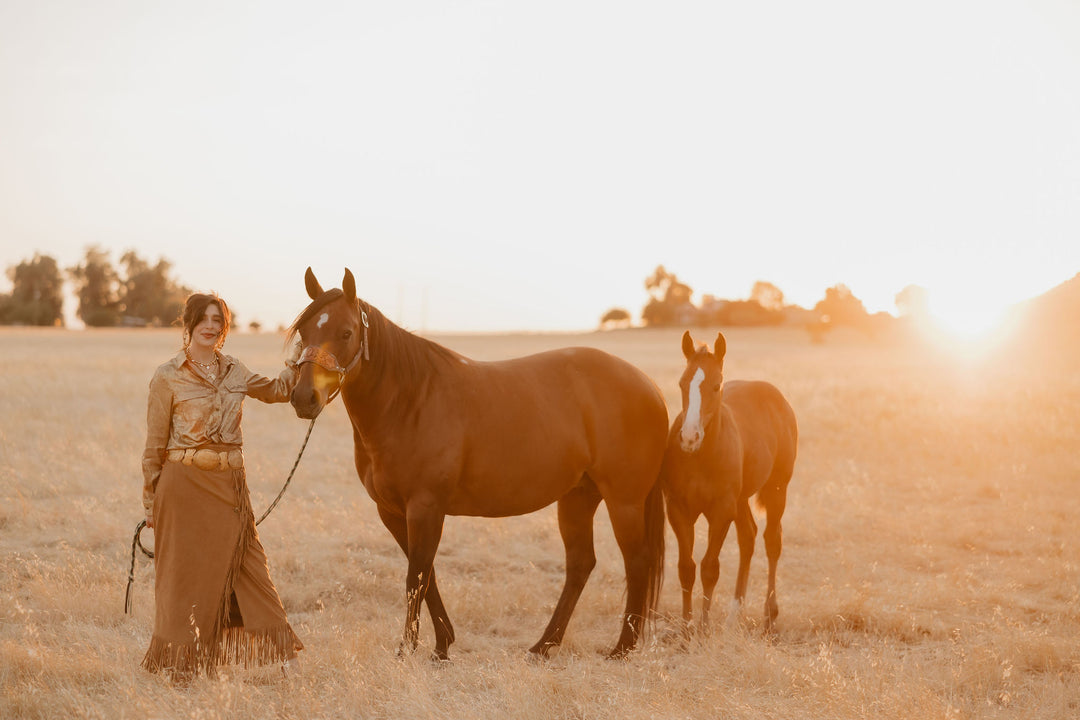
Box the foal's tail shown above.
[642,478,665,619]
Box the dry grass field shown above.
[1,325,1077,719]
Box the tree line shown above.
[602,265,899,338]
[0,247,191,327]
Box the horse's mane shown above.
[362,301,461,382]
[286,289,460,379]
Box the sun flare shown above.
[929,301,1007,340]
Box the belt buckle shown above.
[193,449,222,471]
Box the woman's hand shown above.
[286,338,302,368]
[145,511,154,529]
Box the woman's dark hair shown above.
[180,293,231,349]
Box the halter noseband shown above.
[297,308,369,399]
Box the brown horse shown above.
[660,331,797,633]
[288,268,668,659]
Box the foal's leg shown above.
[699,511,733,630]
[760,482,788,632]
[529,482,602,657]
[666,502,697,633]
[402,499,446,656]
[730,500,759,624]
[376,505,455,660]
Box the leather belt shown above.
[166,447,244,471]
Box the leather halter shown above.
[297,308,369,400]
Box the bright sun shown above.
[927,295,1009,341]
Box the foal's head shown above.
[288,267,367,419]
[678,330,727,453]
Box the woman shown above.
[141,292,302,680]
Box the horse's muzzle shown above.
[291,388,325,420]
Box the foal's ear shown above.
[342,268,356,303]
[304,267,323,300]
[714,332,727,362]
[681,330,696,360]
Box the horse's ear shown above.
[304,267,323,300]
[714,332,727,362]
[681,331,696,360]
[342,268,356,303]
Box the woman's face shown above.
[190,303,225,352]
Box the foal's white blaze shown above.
[680,368,706,452]
[317,312,329,329]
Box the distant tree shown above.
[750,281,785,312]
[716,299,783,326]
[642,265,695,327]
[895,284,930,319]
[600,307,631,329]
[67,246,122,327]
[248,320,262,333]
[2,253,65,326]
[813,284,869,326]
[118,251,192,326]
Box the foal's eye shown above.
[713,384,721,392]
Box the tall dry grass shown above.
[1,325,1077,719]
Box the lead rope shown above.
[124,416,318,614]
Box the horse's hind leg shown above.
[377,505,455,660]
[759,480,789,632]
[529,481,602,658]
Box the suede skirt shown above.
[142,458,302,677]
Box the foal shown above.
[661,331,798,633]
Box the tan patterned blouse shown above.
[141,351,298,514]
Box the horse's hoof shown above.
[605,646,632,660]
[524,649,549,666]
[429,651,451,664]
[527,641,555,659]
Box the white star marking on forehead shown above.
[317,312,329,329]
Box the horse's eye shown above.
[343,330,353,340]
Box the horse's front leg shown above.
[376,505,455,660]
[529,482,602,658]
[402,498,446,656]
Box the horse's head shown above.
[288,267,368,419]
[678,330,726,453]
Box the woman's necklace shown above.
[185,347,219,381]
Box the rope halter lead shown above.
[124,309,370,614]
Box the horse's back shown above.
[443,346,667,513]
[514,347,669,471]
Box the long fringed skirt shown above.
[142,459,302,677]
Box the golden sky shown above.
[2,0,1079,332]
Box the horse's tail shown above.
[642,476,665,620]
